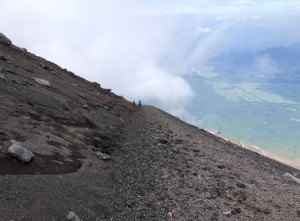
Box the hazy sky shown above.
[1,0,300,108]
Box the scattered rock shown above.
[296,210,300,218]
[0,53,8,61]
[158,139,169,144]
[95,151,111,160]
[0,33,12,45]
[125,201,135,208]
[217,164,225,169]
[22,80,33,86]
[82,105,89,110]
[67,211,82,221]
[174,139,184,144]
[33,77,50,86]
[236,182,246,188]
[223,211,231,216]
[166,211,173,220]
[40,63,52,71]
[263,208,271,214]
[284,172,300,184]
[211,211,219,220]
[0,73,5,80]
[231,207,242,214]
[8,140,34,163]
[205,192,217,199]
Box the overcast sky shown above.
[1,0,300,109]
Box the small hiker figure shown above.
[138,100,142,107]
[132,101,136,106]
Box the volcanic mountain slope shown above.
[1,34,300,221]
[0,36,135,175]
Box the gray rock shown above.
[231,208,242,214]
[263,208,271,214]
[40,63,52,70]
[67,211,82,221]
[82,105,89,110]
[8,140,34,163]
[33,77,50,86]
[95,151,111,160]
[0,73,5,80]
[236,182,246,188]
[0,33,12,45]
[0,53,8,61]
[284,172,300,184]
[22,80,33,86]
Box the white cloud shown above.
[125,65,193,106]
[1,0,300,109]
[254,54,278,75]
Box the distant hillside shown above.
[207,45,300,83]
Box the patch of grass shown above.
[211,81,297,104]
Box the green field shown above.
[184,78,300,160]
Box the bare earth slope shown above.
[1,36,300,220]
[0,41,134,175]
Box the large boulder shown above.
[8,140,34,163]
[0,33,12,45]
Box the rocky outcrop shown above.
[0,33,12,45]
[8,140,34,163]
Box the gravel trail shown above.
[1,105,300,220]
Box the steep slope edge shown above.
[0,37,135,174]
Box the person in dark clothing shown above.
[138,100,142,107]
[132,101,136,106]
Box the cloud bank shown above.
[1,0,300,109]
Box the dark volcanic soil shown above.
[1,35,300,221]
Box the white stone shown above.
[67,211,82,221]
[284,172,300,184]
[8,140,34,163]
[33,77,50,86]
[95,151,111,160]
